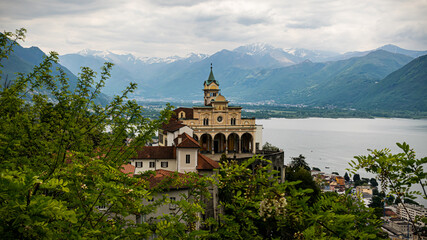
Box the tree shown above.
[290,154,310,171]
[0,29,174,239]
[350,142,427,238]
[210,156,386,239]
[385,194,395,205]
[0,29,389,239]
[353,173,361,182]
[211,157,297,239]
[370,178,378,187]
[285,166,320,205]
[219,152,228,163]
[262,142,279,152]
[369,195,385,218]
[344,172,350,182]
[302,192,386,240]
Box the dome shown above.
[214,94,227,102]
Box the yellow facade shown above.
[176,66,259,154]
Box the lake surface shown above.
[258,118,427,205]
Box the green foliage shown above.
[303,192,385,240]
[213,157,285,239]
[1,29,393,239]
[219,153,228,163]
[353,173,361,182]
[209,156,384,239]
[0,29,109,105]
[290,154,310,171]
[349,142,427,238]
[285,167,320,205]
[262,142,279,152]
[210,157,311,239]
[0,29,173,239]
[370,178,378,187]
[149,173,212,239]
[0,28,26,69]
[344,172,350,182]
[369,195,385,218]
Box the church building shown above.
[159,65,263,156]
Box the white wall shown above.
[176,148,198,173]
[130,159,177,174]
[142,189,189,221]
[165,126,194,147]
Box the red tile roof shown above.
[120,164,135,177]
[176,132,200,148]
[197,153,220,170]
[384,209,397,217]
[162,119,187,133]
[147,169,198,189]
[133,146,176,159]
[173,107,194,119]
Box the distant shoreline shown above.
[136,100,427,120]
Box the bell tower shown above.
[203,64,220,106]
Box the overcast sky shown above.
[1,0,426,58]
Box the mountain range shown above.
[0,39,109,105]
[2,40,426,111]
[58,43,427,111]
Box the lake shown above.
[258,118,427,205]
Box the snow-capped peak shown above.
[139,55,183,64]
[138,52,209,64]
[77,49,111,58]
[184,53,209,62]
[233,43,275,55]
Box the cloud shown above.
[236,16,268,26]
[0,0,426,57]
[0,0,120,20]
[147,0,209,7]
[286,19,331,29]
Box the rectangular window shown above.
[161,161,168,168]
[135,161,143,168]
[136,214,145,224]
[169,197,176,210]
[97,201,107,210]
[149,162,156,168]
[186,154,190,164]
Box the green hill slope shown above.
[302,50,414,106]
[1,42,110,105]
[232,50,413,107]
[355,54,427,111]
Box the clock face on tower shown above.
[217,116,223,122]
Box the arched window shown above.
[203,118,209,126]
[230,118,236,125]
